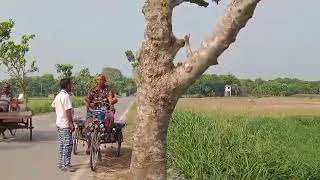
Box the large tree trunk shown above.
[129,1,182,178]
[130,0,261,179]
[130,86,180,180]
[130,2,179,178]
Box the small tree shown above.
[0,20,38,108]
[102,67,123,81]
[74,67,95,96]
[55,64,73,79]
[0,20,14,43]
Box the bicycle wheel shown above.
[73,129,79,155]
[116,131,123,157]
[90,130,100,171]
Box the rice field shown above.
[28,96,84,114]
[127,97,320,179]
[167,97,320,179]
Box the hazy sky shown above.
[0,0,319,80]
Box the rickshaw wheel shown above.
[90,130,100,171]
[116,130,123,157]
[73,129,79,155]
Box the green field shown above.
[28,96,84,114]
[126,97,320,179]
[167,112,320,179]
[166,97,320,179]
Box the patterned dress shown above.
[85,85,115,137]
[86,85,114,109]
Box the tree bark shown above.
[130,85,180,180]
[130,0,262,179]
[129,1,184,179]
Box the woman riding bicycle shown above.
[84,74,118,154]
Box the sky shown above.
[0,0,319,81]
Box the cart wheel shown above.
[9,128,16,136]
[90,130,100,171]
[73,129,79,155]
[98,148,102,162]
[30,127,33,141]
[116,131,123,157]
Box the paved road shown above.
[0,96,135,180]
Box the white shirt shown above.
[51,90,73,128]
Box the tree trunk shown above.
[130,86,179,180]
[22,76,28,110]
[129,0,261,179]
[130,0,184,177]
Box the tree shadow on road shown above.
[94,146,133,180]
[0,129,57,143]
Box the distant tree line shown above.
[184,74,320,97]
[1,71,319,98]
[0,65,137,97]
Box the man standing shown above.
[52,78,75,172]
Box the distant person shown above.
[51,78,76,172]
[0,83,13,112]
[0,83,13,139]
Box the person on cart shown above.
[0,83,23,112]
[0,83,22,139]
[84,74,118,154]
[0,83,13,112]
[0,83,13,139]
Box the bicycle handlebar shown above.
[87,109,110,112]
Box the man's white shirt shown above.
[51,90,73,128]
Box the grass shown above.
[122,102,137,147]
[28,96,84,114]
[167,111,320,179]
[124,97,320,179]
[168,97,320,179]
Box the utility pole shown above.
[40,82,43,96]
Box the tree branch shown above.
[173,0,221,8]
[174,0,208,7]
[184,34,193,57]
[171,0,261,91]
[171,34,186,57]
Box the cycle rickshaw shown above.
[73,99,125,171]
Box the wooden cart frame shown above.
[0,111,33,141]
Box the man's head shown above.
[96,74,107,88]
[60,78,72,93]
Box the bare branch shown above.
[174,0,221,8]
[171,34,186,57]
[171,0,261,91]
[187,0,209,7]
[184,34,193,57]
[174,0,208,7]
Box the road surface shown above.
[0,96,135,180]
